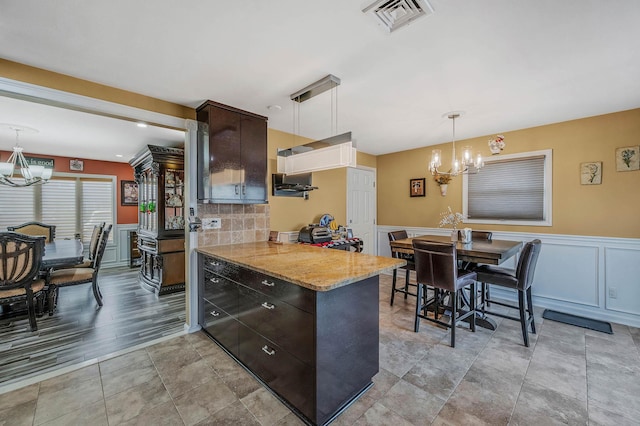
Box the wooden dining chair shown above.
[7,221,56,243]
[46,224,112,315]
[388,230,417,305]
[56,222,105,269]
[413,239,477,347]
[474,239,542,346]
[0,232,47,331]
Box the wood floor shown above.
[0,266,186,387]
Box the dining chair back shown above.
[412,239,477,347]
[7,221,56,243]
[46,224,112,315]
[474,239,542,346]
[0,232,47,331]
[388,230,417,306]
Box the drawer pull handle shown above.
[261,280,275,287]
[262,345,275,356]
[261,302,275,310]
[209,261,220,267]
[209,277,220,283]
[210,310,220,317]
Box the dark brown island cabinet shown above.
[130,145,185,295]
[198,254,380,425]
[196,100,268,204]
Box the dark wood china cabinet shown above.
[130,145,185,295]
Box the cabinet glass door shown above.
[165,168,184,231]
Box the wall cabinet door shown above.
[240,114,267,203]
[196,100,267,204]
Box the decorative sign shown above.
[24,156,54,168]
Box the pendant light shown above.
[429,112,483,178]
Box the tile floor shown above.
[1,274,639,425]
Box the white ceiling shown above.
[1,0,639,162]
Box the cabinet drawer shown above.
[202,256,239,278]
[238,286,314,365]
[203,271,238,316]
[201,299,238,356]
[238,268,315,313]
[238,324,314,421]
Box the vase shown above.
[451,229,458,242]
[439,184,448,196]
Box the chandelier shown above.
[0,124,52,187]
[429,112,483,177]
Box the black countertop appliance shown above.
[298,225,332,244]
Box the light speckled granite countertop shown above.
[197,241,405,291]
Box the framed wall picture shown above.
[69,159,84,171]
[121,180,139,206]
[410,178,426,197]
[580,162,602,185]
[615,146,639,171]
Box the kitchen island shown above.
[196,242,404,426]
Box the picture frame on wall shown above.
[69,159,84,171]
[121,180,138,206]
[580,162,602,185]
[410,178,426,197]
[615,146,639,171]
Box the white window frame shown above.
[462,149,553,226]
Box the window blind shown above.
[42,179,77,239]
[0,176,114,241]
[467,156,545,221]
[0,181,35,231]
[82,180,113,242]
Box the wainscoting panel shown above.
[605,246,640,316]
[534,242,599,307]
[376,225,640,328]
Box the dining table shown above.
[42,239,84,269]
[389,234,523,330]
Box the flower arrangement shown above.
[433,172,452,185]
[488,134,505,154]
[439,206,464,229]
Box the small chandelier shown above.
[0,124,52,187]
[429,111,483,178]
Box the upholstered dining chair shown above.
[56,222,105,269]
[7,221,56,243]
[46,224,112,315]
[0,232,46,331]
[413,239,477,347]
[388,230,417,306]
[474,239,542,347]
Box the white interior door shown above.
[347,167,376,254]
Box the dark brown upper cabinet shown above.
[196,100,268,204]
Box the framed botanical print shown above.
[410,178,426,197]
[580,162,602,185]
[615,146,639,171]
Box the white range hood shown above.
[278,75,356,175]
[277,132,356,175]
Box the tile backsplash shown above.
[197,204,269,247]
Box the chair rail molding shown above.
[377,225,640,328]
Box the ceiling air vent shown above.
[362,0,434,33]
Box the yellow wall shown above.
[0,58,194,119]
[377,108,640,238]
[267,129,349,231]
